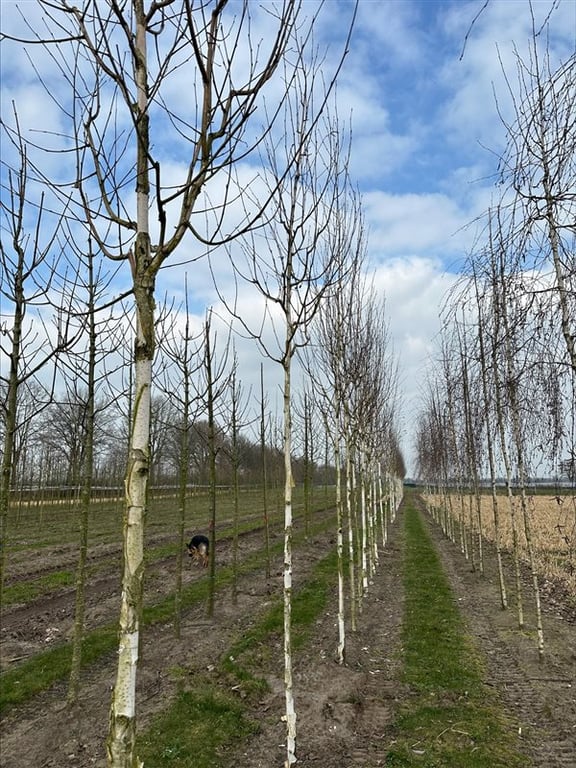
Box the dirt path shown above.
[1,496,574,768]
[228,495,576,768]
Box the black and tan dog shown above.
[186,534,210,567]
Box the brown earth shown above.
[1,496,575,768]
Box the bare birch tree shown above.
[0,117,80,597]
[305,188,366,661]
[307,204,403,661]
[157,281,203,637]
[65,241,124,703]
[489,236,546,656]
[497,22,576,374]
[198,309,232,618]
[215,48,355,759]
[3,3,322,763]
[471,264,508,608]
[259,363,272,585]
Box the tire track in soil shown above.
[418,498,576,768]
[481,636,576,767]
[336,541,407,768]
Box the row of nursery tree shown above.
[416,34,575,476]
[415,24,575,661]
[1,3,406,766]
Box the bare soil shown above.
[1,496,575,768]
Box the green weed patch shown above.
[138,686,257,768]
[220,547,337,700]
[2,570,76,606]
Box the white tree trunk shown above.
[334,434,346,665]
[107,4,152,762]
[360,454,368,595]
[107,357,150,768]
[283,357,297,766]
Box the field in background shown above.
[4,484,326,558]
[424,491,576,596]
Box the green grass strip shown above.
[138,687,258,768]
[385,497,529,767]
[220,547,337,697]
[2,570,76,606]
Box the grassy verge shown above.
[220,548,337,696]
[137,548,338,767]
[385,498,529,767]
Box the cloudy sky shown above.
[331,0,574,471]
[1,0,575,473]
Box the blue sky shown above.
[337,0,575,470]
[1,0,575,473]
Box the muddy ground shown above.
[1,496,575,768]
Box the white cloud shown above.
[355,0,425,67]
[372,256,458,473]
[363,189,475,259]
[439,0,576,150]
